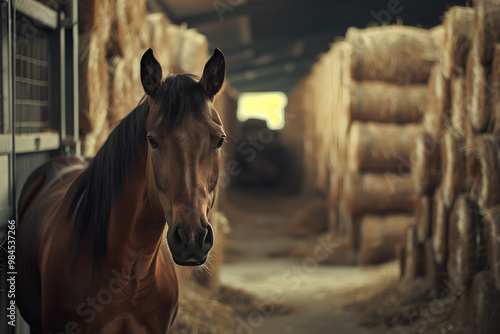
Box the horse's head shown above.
[140,48,226,266]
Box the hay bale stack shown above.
[288,25,439,265]
[423,65,450,139]
[356,214,414,265]
[470,135,500,208]
[441,128,466,208]
[448,195,484,288]
[416,193,432,243]
[483,205,500,290]
[346,172,416,214]
[472,0,500,65]
[440,7,474,79]
[348,122,423,172]
[349,82,427,123]
[431,187,449,266]
[412,132,441,195]
[347,26,439,84]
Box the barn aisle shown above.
[219,188,399,334]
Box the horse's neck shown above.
[106,142,167,281]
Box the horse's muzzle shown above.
[167,222,213,266]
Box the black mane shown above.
[65,74,210,270]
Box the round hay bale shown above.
[107,0,127,58]
[450,70,467,136]
[470,135,500,208]
[356,214,414,265]
[178,28,209,77]
[431,187,449,266]
[440,6,474,79]
[441,128,466,209]
[484,205,500,290]
[412,132,441,194]
[349,81,427,123]
[447,194,484,289]
[492,44,500,135]
[167,24,183,74]
[347,25,439,84]
[466,271,500,334]
[423,65,450,139]
[416,193,432,243]
[348,121,423,173]
[146,14,171,75]
[79,33,110,157]
[472,0,500,64]
[79,0,113,37]
[346,172,416,214]
[403,225,424,282]
[466,47,492,133]
[125,0,146,37]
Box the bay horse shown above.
[17,48,226,333]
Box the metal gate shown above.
[0,1,79,333]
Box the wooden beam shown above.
[171,0,309,27]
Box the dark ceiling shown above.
[147,0,468,94]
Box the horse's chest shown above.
[89,293,178,334]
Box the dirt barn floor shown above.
[219,188,400,334]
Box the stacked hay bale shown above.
[406,2,500,332]
[345,26,438,265]
[284,26,440,264]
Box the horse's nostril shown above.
[173,225,187,247]
[203,225,214,250]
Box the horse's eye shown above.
[216,137,225,149]
[147,136,158,149]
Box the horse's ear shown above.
[200,48,226,99]
[140,48,162,97]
